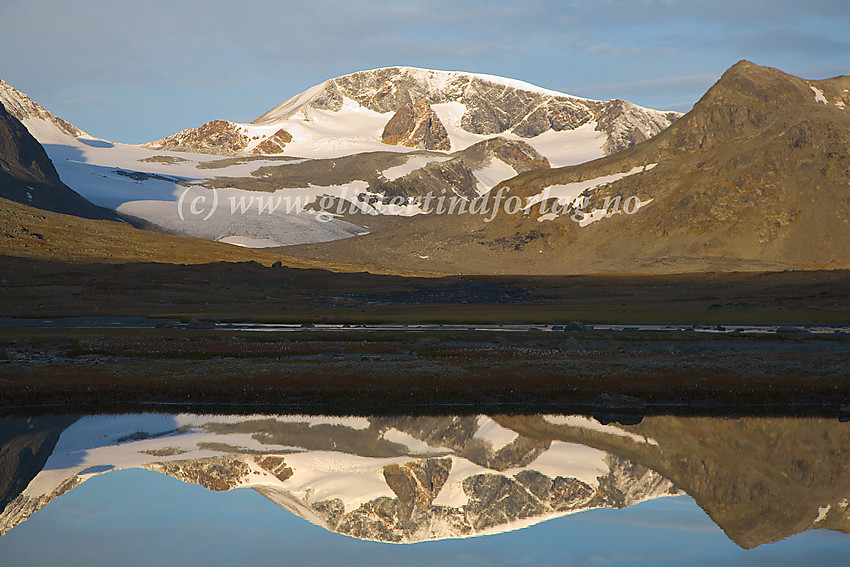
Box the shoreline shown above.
[3,327,848,417]
[2,401,847,420]
[2,258,848,418]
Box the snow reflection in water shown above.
[0,413,847,563]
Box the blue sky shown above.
[1,0,848,144]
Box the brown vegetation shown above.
[0,197,401,273]
[1,328,847,414]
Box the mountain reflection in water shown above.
[0,413,847,551]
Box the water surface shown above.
[0,413,847,565]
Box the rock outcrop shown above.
[453,136,550,173]
[252,128,293,154]
[596,99,682,154]
[143,119,252,155]
[146,121,296,156]
[147,455,251,492]
[382,99,451,150]
[383,457,452,509]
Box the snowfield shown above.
[3,68,678,248]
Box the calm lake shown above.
[1,413,847,565]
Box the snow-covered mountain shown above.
[147,66,681,166]
[0,414,678,543]
[0,69,679,250]
[0,80,369,247]
[285,61,850,274]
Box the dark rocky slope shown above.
[0,103,115,220]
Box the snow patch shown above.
[381,428,448,454]
[522,124,606,167]
[473,416,519,451]
[542,415,658,445]
[279,451,406,513]
[252,81,336,124]
[381,155,447,181]
[510,441,608,486]
[431,457,491,508]
[810,85,828,104]
[525,164,655,212]
[249,95,408,159]
[369,195,427,217]
[473,158,517,194]
[217,236,283,248]
[578,197,653,227]
[815,505,831,523]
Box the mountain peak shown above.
[141,67,680,164]
[251,65,591,126]
[706,60,824,105]
[245,66,680,159]
[339,65,581,98]
[652,60,850,154]
[726,59,764,73]
[0,103,114,220]
[0,79,86,139]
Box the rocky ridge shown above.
[146,67,679,158]
[145,120,296,156]
[0,80,84,139]
[143,119,250,155]
[0,103,115,220]
[254,66,679,153]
